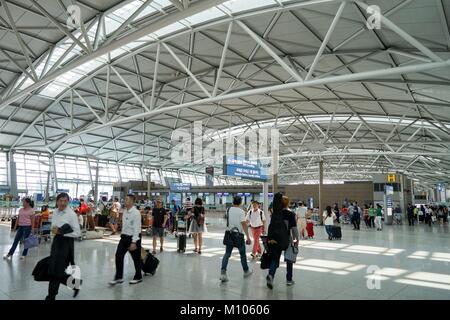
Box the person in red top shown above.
[79,198,89,229]
[3,198,35,260]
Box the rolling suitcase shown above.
[331,225,342,240]
[142,250,159,275]
[177,233,186,252]
[10,216,17,230]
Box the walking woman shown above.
[375,204,383,231]
[46,192,82,300]
[189,198,206,254]
[368,203,375,228]
[266,194,299,289]
[3,198,35,260]
[323,206,336,240]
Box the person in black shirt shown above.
[266,194,299,289]
[151,199,167,254]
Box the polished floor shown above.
[0,219,449,300]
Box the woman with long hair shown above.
[3,198,35,260]
[323,206,337,240]
[189,198,206,254]
[265,194,299,289]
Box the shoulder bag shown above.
[223,208,245,248]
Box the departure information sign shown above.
[169,183,191,192]
[223,157,268,182]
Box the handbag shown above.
[260,251,271,270]
[24,234,39,249]
[32,256,51,281]
[223,228,245,248]
[223,208,245,248]
[284,243,299,263]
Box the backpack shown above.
[101,202,109,216]
[267,212,289,251]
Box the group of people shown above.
[220,194,299,289]
[406,204,449,226]
[5,190,449,300]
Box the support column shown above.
[51,156,58,194]
[398,174,405,214]
[263,181,269,233]
[271,143,279,194]
[45,171,51,202]
[147,171,151,200]
[319,160,324,225]
[94,163,99,203]
[7,152,18,197]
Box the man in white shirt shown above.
[220,196,252,283]
[245,200,266,259]
[295,202,308,239]
[109,194,143,285]
[46,192,82,300]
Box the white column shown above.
[147,172,151,200]
[263,181,269,233]
[7,152,18,197]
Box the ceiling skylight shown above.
[14,0,285,98]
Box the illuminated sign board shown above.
[223,157,268,182]
[169,183,191,192]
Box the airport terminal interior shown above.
[0,0,449,300]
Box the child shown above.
[306,218,314,239]
[305,209,314,239]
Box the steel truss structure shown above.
[0,0,450,185]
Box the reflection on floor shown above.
[0,220,449,300]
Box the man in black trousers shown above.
[109,194,143,285]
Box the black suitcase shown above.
[32,256,51,281]
[11,217,17,230]
[331,225,342,239]
[177,233,186,252]
[142,250,159,275]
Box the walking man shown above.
[246,200,266,259]
[109,194,142,285]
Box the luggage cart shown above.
[32,214,51,244]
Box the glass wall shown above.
[0,153,7,186]
[15,153,50,194]
[0,151,259,198]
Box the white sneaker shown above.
[3,254,11,260]
[20,256,26,260]
[243,269,253,278]
[286,280,296,286]
[220,272,229,283]
[129,279,143,285]
[108,279,124,286]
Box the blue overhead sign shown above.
[169,183,191,192]
[223,157,268,182]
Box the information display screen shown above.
[223,157,268,182]
[169,183,191,192]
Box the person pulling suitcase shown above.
[109,194,143,286]
[323,206,337,241]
